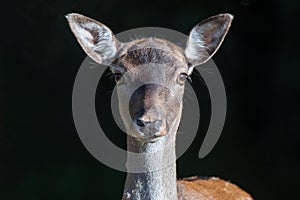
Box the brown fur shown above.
[67,13,253,200]
[177,177,253,200]
[118,38,187,70]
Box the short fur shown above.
[67,13,253,200]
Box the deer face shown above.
[113,39,188,141]
[67,13,233,142]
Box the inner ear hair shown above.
[185,13,233,67]
[66,13,120,64]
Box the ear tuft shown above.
[66,13,120,64]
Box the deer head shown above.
[66,13,232,144]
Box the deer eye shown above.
[177,73,188,85]
[114,72,124,84]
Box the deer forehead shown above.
[118,38,188,73]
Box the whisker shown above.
[106,71,114,77]
[191,71,206,86]
[87,61,103,69]
[182,96,187,103]
[184,88,195,103]
[198,66,215,74]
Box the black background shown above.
[1,0,299,199]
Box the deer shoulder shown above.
[177,177,253,200]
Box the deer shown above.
[66,13,253,200]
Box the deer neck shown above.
[122,120,180,200]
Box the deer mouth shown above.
[149,129,168,143]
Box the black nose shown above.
[136,119,162,128]
[136,119,146,127]
[136,119,162,135]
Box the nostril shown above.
[135,118,164,136]
[136,119,162,128]
[136,119,145,127]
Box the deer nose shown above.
[136,119,162,127]
[135,118,163,135]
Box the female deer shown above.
[67,13,253,200]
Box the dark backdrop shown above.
[1,0,299,199]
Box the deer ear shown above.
[66,13,120,64]
[185,14,233,74]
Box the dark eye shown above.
[114,73,124,84]
[177,73,188,85]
